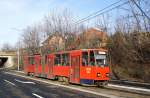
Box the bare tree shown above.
[107,0,150,81]
[43,9,75,36]
[95,14,110,33]
[42,8,85,51]
[1,43,14,52]
[21,25,41,54]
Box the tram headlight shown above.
[106,73,109,77]
[97,73,101,77]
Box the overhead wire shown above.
[131,0,150,22]
[75,0,123,24]
[75,0,129,25]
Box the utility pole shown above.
[17,44,20,71]
[17,40,21,71]
[10,28,22,71]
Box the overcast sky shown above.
[0,0,117,47]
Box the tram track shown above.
[110,79,150,89]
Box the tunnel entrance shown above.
[0,57,8,68]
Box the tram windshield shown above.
[94,51,108,66]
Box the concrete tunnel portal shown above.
[0,57,8,68]
[0,52,16,68]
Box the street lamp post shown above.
[10,28,22,71]
[17,47,20,71]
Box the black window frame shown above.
[82,51,88,66]
[62,53,70,66]
[54,54,61,66]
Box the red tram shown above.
[24,49,109,86]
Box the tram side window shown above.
[41,56,45,65]
[29,57,34,65]
[90,51,95,66]
[45,55,48,64]
[82,52,88,66]
[39,58,42,65]
[62,53,69,66]
[54,54,61,66]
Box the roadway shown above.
[0,69,150,98]
[0,70,105,98]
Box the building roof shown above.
[82,27,108,41]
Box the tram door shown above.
[24,56,28,72]
[70,55,80,84]
[34,55,40,76]
[48,55,54,79]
